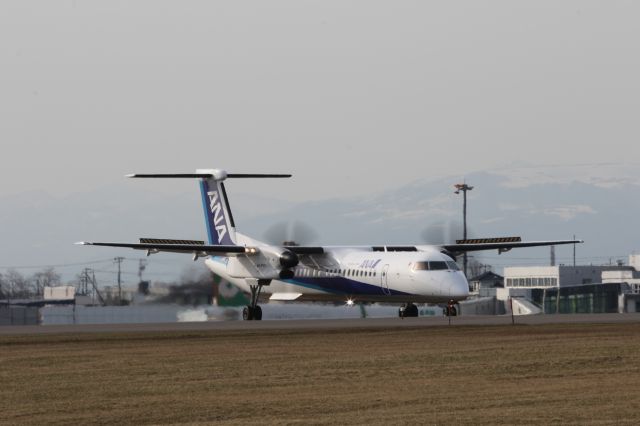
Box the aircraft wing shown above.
[282,246,325,254]
[441,238,583,254]
[76,239,251,256]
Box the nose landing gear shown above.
[443,299,458,316]
[399,303,419,318]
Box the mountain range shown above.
[1,163,638,284]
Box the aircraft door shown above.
[380,264,391,295]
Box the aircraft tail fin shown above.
[198,174,236,245]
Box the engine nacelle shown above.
[279,250,299,269]
[259,246,299,269]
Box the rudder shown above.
[199,173,236,245]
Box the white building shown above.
[43,286,76,300]
[602,255,640,294]
[504,264,638,290]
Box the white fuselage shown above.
[204,234,470,304]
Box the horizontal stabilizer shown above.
[127,174,214,178]
[226,174,292,178]
[126,173,291,179]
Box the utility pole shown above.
[78,268,91,295]
[454,182,474,277]
[78,268,105,305]
[114,257,125,305]
[551,246,556,267]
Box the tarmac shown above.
[1,313,639,335]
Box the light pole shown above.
[454,183,474,277]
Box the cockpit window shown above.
[429,261,448,270]
[413,262,429,271]
[446,261,460,271]
[413,261,452,271]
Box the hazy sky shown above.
[2,1,639,201]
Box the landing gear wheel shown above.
[406,304,419,317]
[243,280,269,321]
[253,305,262,321]
[243,306,254,321]
[400,303,418,318]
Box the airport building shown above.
[492,254,640,314]
[601,254,640,294]
[504,254,640,293]
[504,265,632,289]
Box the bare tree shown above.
[5,269,32,299]
[32,267,61,296]
[468,258,492,279]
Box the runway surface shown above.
[1,313,639,335]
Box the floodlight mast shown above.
[454,183,474,277]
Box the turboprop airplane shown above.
[78,169,582,320]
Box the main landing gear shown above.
[243,305,262,321]
[243,279,270,321]
[399,303,419,318]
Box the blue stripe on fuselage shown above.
[283,276,411,296]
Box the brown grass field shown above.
[1,322,639,425]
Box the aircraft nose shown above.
[450,272,470,300]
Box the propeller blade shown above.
[263,221,319,246]
[422,221,466,245]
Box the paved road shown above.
[1,313,639,335]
